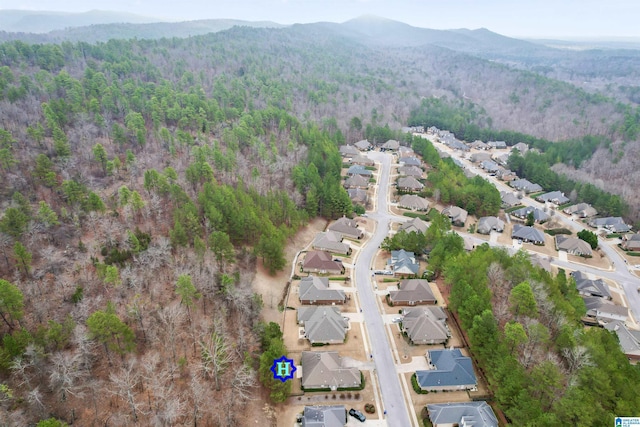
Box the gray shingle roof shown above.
[302,405,347,427]
[401,307,449,344]
[604,321,640,358]
[297,306,348,344]
[442,206,468,226]
[388,250,419,275]
[398,194,429,211]
[389,279,436,305]
[536,191,570,205]
[313,231,350,255]
[511,206,549,223]
[301,352,361,390]
[397,176,424,191]
[400,217,428,234]
[563,203,597,217]
[510,179,543,193]
[555,235,592,257]
[511,225,545,244]
[570,271,610,299]
[427,402,498,427]
[417,349,477,389]
[477,216,505,234]
[299,276,346,304]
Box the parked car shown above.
[349,408,366,422]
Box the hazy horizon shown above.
[2,0,640,39]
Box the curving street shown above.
[352,140,639,426]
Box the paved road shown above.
[427,135,640,320]
[354,151,413,427]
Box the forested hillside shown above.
[0,19,640,424]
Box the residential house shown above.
[510,178,543,193]
[401,307,449,345]
[477,216,505,234]
[448,140,470,151]
[495,168,518,181]
[398,165,423,178]
[570,271,611,299]
[501,191,521,208]
[470,140,489,150]
[346,165,372,178]
[347,188,368,205]
[470,152,493,163]
[536,191,570,205]
[301,405,347,427]
[350,154,374,166]
[398,156,422,167]
[297,306,348,345]
[416,349,477,392]
[354,139,372,151]
[301,351,361,391]
[389,279,436,306]
[492,152,511,166]
[511,206,549,223]
[313,231,351,255]
[604,321,640,361]
[328,217,363,240]
[343,175,369,190]
[563,203,597,218]
[400,217,428,234]
[302,251,345,275]
[511,142,529,154]
[338,145,359,158]
[622,233,640,251]
[487,140,507,149]
[529,253,552,272]
[398,194,430,211]
[381,139,400,151]
[426,402,498,427]
[442,206,468,227]
[397,176,424,192]
[480,160,501,173]
[583,296,628,324]
[388,250,420,277]
[512,224,545,245]
[555,235,593,257]
[462,235,476,251]
[398,146,414,158]
[589,217,631,233]
[299,276,346,305]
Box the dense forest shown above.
[0,18,639,425]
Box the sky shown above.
[1,0,639,39]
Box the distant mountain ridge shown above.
[0,9,160,33]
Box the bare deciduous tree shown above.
[49,351,87,401]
